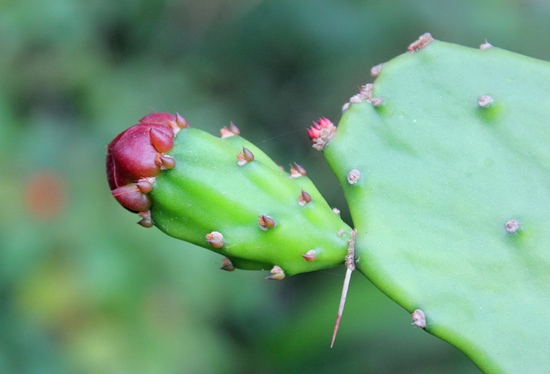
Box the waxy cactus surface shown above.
[320,34,550,372]
[107,114,353,278]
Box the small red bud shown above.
[136,179,153,193]
[307,126,320,140]
[221,122,241,138]
[221,257,236,271]
[301,249,317,262]
[106,112,181,193]
[242,147,254,162]
[106,112,184,216]
[308,118,336,151]
[139,112,176,125]
[237,147,255,165]
[298,190,312,206]
[266,266,285,280]
[206,231,224,248]
[258,215,276,230]
[149,127,174,153]
[137,210,153,228]
[290,162,307,177]
[111,184,151,212]
[174,112,189,131]
[158,155,176,170]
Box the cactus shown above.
[106,113,353,278]
[319,34,550,372]
[106,34,550,372]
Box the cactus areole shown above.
[106,112,353,278]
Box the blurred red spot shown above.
[25,172,67,220]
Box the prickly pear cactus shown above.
[107,113,353,279]
[319,34,550,372]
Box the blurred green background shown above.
[2,0,549,373]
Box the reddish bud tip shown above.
[308,118,336,151]
[220,128,233,138]
[221,257,236,271]
[149,127,174,153]
[258,215,276,230]
[158,155,176,170]
[137,210,153,228]
[136,179,153,193]
[229,121,240,134]
[111,184,152,212]
[221,122,241,138]
[139,112,176,126]
[290,163,307,178]
[237,147,255,166]
[206,231,224,248]
[175,112,189,131]
[307,126,320,140]
[139,112,188,136]
[266,266,285,280]
[242,147,254,162]
[106,112,185,216]
[301,249,317,262]
[298,190,312,206]
[106,112,182,198]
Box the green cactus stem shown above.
[107,114,353,278]
[319,33,550,372]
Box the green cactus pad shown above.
[323,37,550,372]
[149,127,352,277]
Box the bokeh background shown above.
[2,0,550,373]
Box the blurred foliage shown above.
[1,0,549,372]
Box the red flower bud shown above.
[106,112,186,213]
[308,118,336,151]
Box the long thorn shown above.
[331,266,353,348]
[331,229,357,348]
